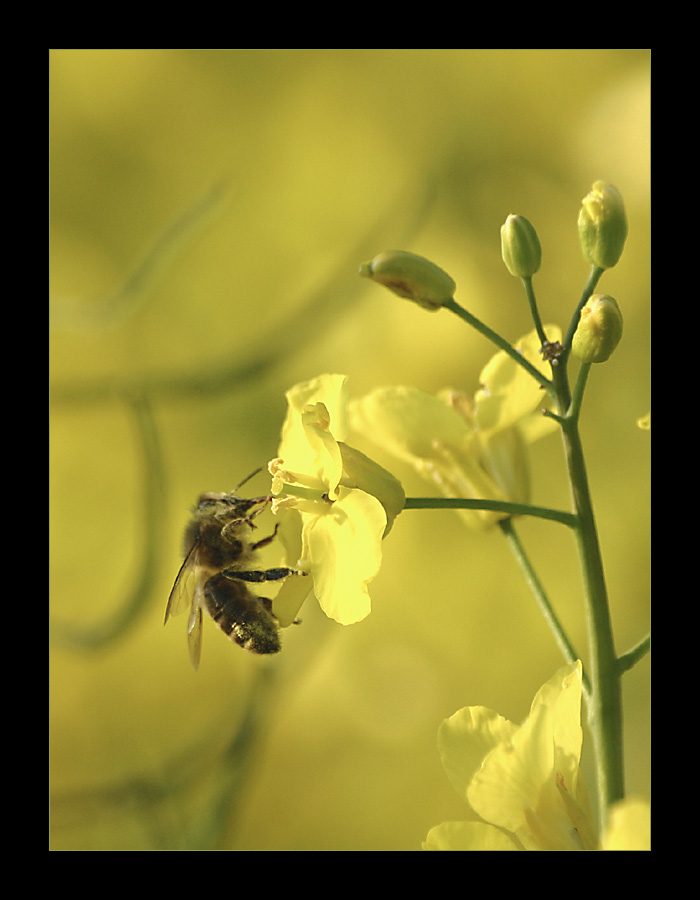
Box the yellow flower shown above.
[424,662,600,851]
[350,327,560,530]
[269,374,405,628]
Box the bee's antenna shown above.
[234,467,264,493]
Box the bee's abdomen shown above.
[204,573,281,655]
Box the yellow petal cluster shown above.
[350,327,560,530]
[269,374,404,627]
[423,662,650,851]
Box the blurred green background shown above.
[49,49,650,851]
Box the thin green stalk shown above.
[444,298,554,397]
[618,634,651,674]
[521,276,548,346]
[499,518,591,699]
[567,360,591,422]
[404,496,576,528]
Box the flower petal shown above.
[337,441,405,535]
[271,508,313,627]
[303,487,385,625]
[272,575,313,629]
[467,694,554,837]
[423,820,520,851]
[467,663,592,850]
[278,374,349,470]
[301,402,343,496]
[478,426,530,505]
[350,385,470,462]
[438,705,518,801]
[350,385,507,529]
[541,661,584,788]
[474,327,561,434]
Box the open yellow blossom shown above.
[269,374,405,628]
[350,327,560,529]
[424,661,650,850]
[424,662,598,851]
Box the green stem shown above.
[519,263,623,823]
[567,424,624,823]
[499,518,591,699]
[444,298,554,397]
[552,339,625,827]
[521,276,548,346]
[618,633,651,674]
[567,360,591,422]
[404,496,576,528]
[441,263,623,831]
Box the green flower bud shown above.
[578,181,628,269]
[500,214,542,278]
[571,294,623,363]
[359,250,456,311]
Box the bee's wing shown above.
[187,591,204,671]
[164,548,197,624]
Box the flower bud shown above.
[578,182,628,269]
[500,214,541,278]
[571,294,623,363]
[359,250,456,311]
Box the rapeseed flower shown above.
[350,327,560,530]
[269,373,404,627]
[423,662,650,851]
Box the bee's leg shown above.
[242,496,273,529]
[221,566,301,584]
[220,505,268,540]
[249,523,279,551]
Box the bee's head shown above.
[196,492,230,508]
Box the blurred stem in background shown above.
[50,388,167,650]
[49,665,277,850]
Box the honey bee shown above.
[165,480,299,670]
